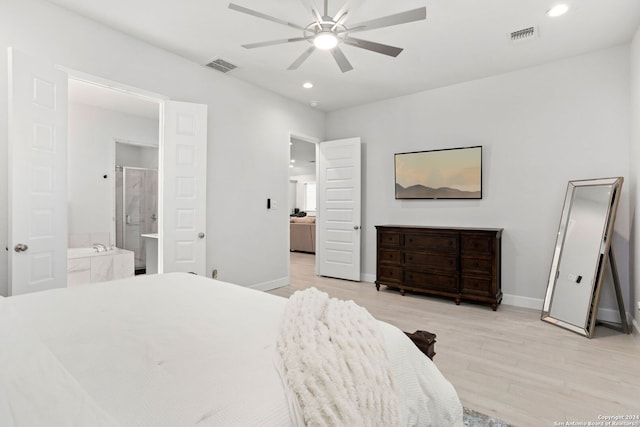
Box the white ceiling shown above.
[290,138,317,176]
[49,0,640,112]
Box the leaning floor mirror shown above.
[542,177,629,338]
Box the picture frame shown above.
[394,146,482,199]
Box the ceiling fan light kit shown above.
[228,1,427,72]
[314,31,338,50]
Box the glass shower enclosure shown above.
[115,166,158,273]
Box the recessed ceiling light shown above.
[303,82,313,89]
[547,4,569,17]
[310,101,318,107]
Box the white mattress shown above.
[0,273,462,426]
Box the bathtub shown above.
[67,247,135,285]
[68,246,106,258]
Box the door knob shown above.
[198,232,205,239]
[354,225,360,230]
[14,243,28,253]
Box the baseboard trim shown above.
[363,283,633,326]
[502,294,542,310]
[361,273,376,283]
[249,276,289,292]
[632,317,640,343]
[358,275,636,332]
[595,307,631,324]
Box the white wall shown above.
[0,0,325,295]
[326,46,632,311]
[68,102,158,237]
[630,28,640,330]
[116,143,159,170]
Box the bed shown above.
[0,272,463,426]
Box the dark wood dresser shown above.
[375,225,503,310]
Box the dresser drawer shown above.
[379,231,400,247]
[461,235,494,255]
[461,276,493,296]
[378,265,402,283]
[404,270,458,292]
[404,233,457,252]
[379,249,401,264]
[403,251,458,271]
[461,257,494,275]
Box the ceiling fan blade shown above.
[343,37,403,57]
[242,36,314,49]
[331,46,354,73]
[287,46,316,70]
[229,3,306,31]
[331,11,349,31]
[344,7,426,34]
[298,0,323,23]
[333,0,364,24]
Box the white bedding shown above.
[0,272,462,426]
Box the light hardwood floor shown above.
[270,252,640,426]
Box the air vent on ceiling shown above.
[205,58,238,73]
[510,26,538,43]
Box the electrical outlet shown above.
[211,269,218,279]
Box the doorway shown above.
[8,48,209,295]
[115,164,158,274]
[289,135,318,278]
[68,78,160,276]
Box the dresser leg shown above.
[400,289,406,296]
[491,303,498,311]
[375,283,380,291]
[455,298,461,305]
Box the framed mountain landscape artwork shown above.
[394,146,482,199]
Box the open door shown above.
[160,101,207,275]
[316,137,361,281]
[8,48,68,295]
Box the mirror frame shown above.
[541,177,623,338]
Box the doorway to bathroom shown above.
[68,78,160,279]
[8,48,209,294]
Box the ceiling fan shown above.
[228,0,427,73]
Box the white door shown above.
[317,137,362,281]
[160,101,207,275]
[8,48,68,295]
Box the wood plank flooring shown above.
[269,252,640,426]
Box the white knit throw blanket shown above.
[277,288,400,427]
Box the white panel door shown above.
[317,137,361,281]
[8,48,68,295]
[160,101,207,275]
